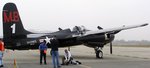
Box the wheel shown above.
[96,50,103,59]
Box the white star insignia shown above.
[45,36,51,44]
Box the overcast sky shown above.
[0,0,149,41]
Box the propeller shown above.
[110,42,112,54]
[106,33,114,54]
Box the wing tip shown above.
[141,23,148,27]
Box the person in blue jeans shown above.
[50,37,61,68]
[0,51,3,67]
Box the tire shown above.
[96,50,103,59]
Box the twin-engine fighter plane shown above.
[1,3,148,58]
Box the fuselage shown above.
[4,29,115,50]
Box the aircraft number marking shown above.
[11,24,16,34]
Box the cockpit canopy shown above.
[72,26,89,34]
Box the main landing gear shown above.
[94,47,103,59]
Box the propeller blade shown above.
[110,42,112,54]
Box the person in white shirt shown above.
[61,49,73,65]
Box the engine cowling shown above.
[77,33,115,48]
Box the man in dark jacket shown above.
[39,40,48,65]
[50,37,61,68]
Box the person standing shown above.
[0,40,4,67]
[50,37,61,68]
[39,40,48,65]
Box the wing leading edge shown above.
[84,23,148,36]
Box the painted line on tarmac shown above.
[114,54,150,59]
[79,65,92,68]
[105,54,150,60]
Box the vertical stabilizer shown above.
[3,3,30,39]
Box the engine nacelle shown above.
[77,33,115,48]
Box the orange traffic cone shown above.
[14,59,17,68]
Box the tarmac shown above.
[2,45,150,68]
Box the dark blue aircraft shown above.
[1,3,148,58]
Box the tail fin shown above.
[3,3,31,40]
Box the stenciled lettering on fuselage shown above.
[39,39,45,43]
[3,11,20,23]
[27,40,37,45]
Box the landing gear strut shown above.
[94,47,103,59]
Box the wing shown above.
[83,23,148,36]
